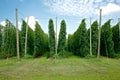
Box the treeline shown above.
[0,19,120,59]
[68,19,120,58]
[0,20,49,59]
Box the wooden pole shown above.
[25,17,29,57]
[90,17,92,56]
[97,9,102,60]
[16,8,20,61]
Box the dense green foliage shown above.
[112,23,120,54]
[58,20,67,56]
[91,21,98,55]
[27,26,34,55]
[43,33,49,54]
[0,18,119,58]
[101,19,114,57]
[20,20,34,56]
[34,21,49,57]
[0,24,3,54]
[1,20,16,58]
[48,19,55,57]
[20,20,26,55]
[69,19,89,57]
[67,34,72,52]
[88,21,98,55]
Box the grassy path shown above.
[0,57,120,80]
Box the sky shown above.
[0,0,120,34]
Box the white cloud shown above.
[18,21,22,30]
[44,0,96,16]
[97,3,120,15]
[44,0,120,16]
[0,21,6,26]
[94,0,103,3]
[25,16,39,30]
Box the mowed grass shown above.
[0,56,120,80]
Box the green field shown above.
[0,56,120,80]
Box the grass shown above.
[0,56,120,80]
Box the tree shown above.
[67,34,73,52]
[91,21,98,55]
[2,20,16,58]
[20,20,34,56]
[20,20,27,55]
[0,24,3,56]
[0,25,3,48]
[101,19,114,57]
[43,33,49,53]
[58,20,67,56]
[27,26,34,55]
[112,23,120,54]
[72,19,89,57]
[48,19,55,57]
[88,21,98,55]
[34,21,48,57]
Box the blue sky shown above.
[0,0,120,34]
